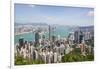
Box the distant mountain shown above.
[79,25,94,32]
[14,23,48,25]
[79,25,94,30]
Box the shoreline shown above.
[15,31,33,36]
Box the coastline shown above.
[15,31,33,36]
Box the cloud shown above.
[87,11,94,16]
[28,4,36,8]
[46,16,55,20]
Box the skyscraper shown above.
[49,25,51,41]
[79,31,83,44]
[19,38,24,48]
[35,31,40,45]
[74,31,79,44]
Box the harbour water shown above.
[14,26,72,44]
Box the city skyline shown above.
[15,4,94,26]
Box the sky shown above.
[14,4,94,26]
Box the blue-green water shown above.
[14,33,35,44]
[14,26,72,44]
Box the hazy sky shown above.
[15,4,94,26]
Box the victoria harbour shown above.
[14,25,72,44]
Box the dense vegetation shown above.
[15,52,94,65]
[62,53,94,62]
[62,48,94,62]
[15,55,45,65]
